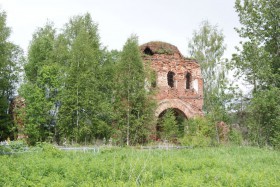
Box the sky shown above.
[0,0,241,59]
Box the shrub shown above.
[9,140,29,152]
[179,116,215,147]
[0,145,12,155]
[179,135,212,147]
[158,109,178,141]
[35,142,62,158]
[229,128,243,145]
[0,140,29,154]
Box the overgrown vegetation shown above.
[180,117,215,147]
[0,144,279,186]
[0,0,279,149]
[232,0,280,148]
[16,15,155,146]
[0,10,23,140]
[186,0,280,149]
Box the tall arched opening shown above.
[154,99,201,141]
[156,108,188,141]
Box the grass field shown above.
[0,145,279,186]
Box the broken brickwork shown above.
[10,96,26,139]
[140,41,203,118]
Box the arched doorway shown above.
[155,99,197,119]
[156,108,188,141]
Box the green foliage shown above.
[17,13,156,146]
[188,21,226,73]
[19,14,118,145]
[0,10,23,141]
[150,70,157,88]
[246,87,280,147]
[57,13,112,143]
[0,140,28,154]
[0,147,279,186]
[229,128,243,145]
[36,142,63,158]
[233,0,280,148]
[8,140,28,151]
[19,23,58,145]
[158,109,178,141]
[20,83,52,145]
[188,20,233,122]
[234,0,280,89]
[0,145,12,154]
[25,23,56,83]
[180,116,215,147]
[115,35,156,145]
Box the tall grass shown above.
[0,146,279,186]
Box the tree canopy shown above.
[17,14,156,145]
[233,0,280,147]
[0,10,23,141]
[1,2,279,148]
[188,20,232,122]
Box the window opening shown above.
[167,71,175,88]
[186,72,191,89]
[144,47,153,55]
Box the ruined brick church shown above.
[9,41,203,141]
[140,41,203,119]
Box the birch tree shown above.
[188,21,230,122]
[116,35,155,145]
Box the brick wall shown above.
[140,41,203,118]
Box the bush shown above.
[0,140,29,154]
[0,145,12,155]
[179,116,215,147]
[35,142,62,158]
[158,109,178,141]
[179,135,212,147]
[9,140,29,152]
[229,128,243,145]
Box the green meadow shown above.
[0,145,279,186]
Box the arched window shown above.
[167,71,175,88]
[186,72,191,89]
[144,47,153,55]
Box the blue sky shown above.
[0,0,240,58]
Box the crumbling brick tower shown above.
[140,41,203,118]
